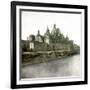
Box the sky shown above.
[21,11,81,45]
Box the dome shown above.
[29,35,35,41]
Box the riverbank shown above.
[22,55,67,67]
[22,50,79,67]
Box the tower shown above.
[29,35,35,50]
[35,30,43,42]
[44,26,50,44]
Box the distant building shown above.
[22,24,76,52]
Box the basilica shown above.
[22,24,74,51]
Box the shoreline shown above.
[22,53,79,67]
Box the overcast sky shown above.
[21,11,81,45]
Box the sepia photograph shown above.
[11,1,87,89]
[21,10,81,79]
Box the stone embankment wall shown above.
[22,49,79,65]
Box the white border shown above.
[16,5,85,85]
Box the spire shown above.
[44,26,50,36]
[66,34,68,38]
[46,26,50,33]
[51,24,57,35]
[54,24,56,29]
[47,26,49,31]
[37,30,40,35]
[66,34,69,40]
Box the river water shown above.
[21,54,81,78]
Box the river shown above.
[21,54,81,78]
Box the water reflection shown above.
[21,54,81,78]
